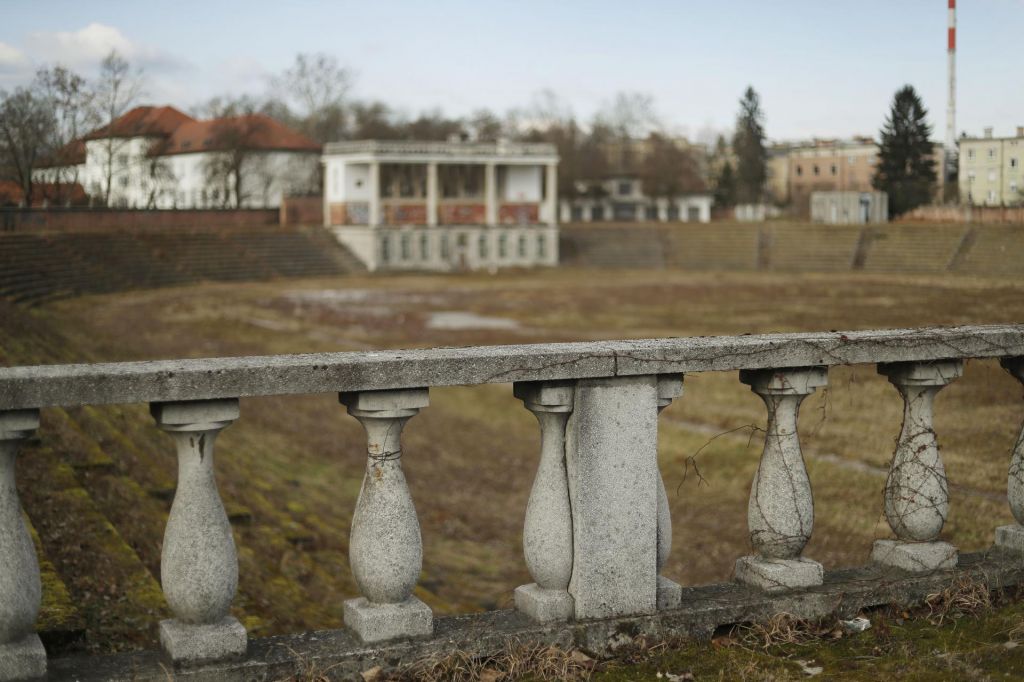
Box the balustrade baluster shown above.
[655,375,683,609]
[996,358,1024,551]
[340,389,432,643]
[0,410,46,681]
[151,399,246,665]
[513,381,574,622]
[872,361,962,571]
[735,367,827,592]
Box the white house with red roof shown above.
[36,105,320,209]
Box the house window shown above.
[813,165,820,176]
[380,236,390,263]
[617,181,632,196]
[967,171,976,182]
[796,165,803,176]
[440,233,450,259]
[117,153,129,166]
[988,190,997,202]
[830,165,837,175]
[118,176,129,188]
[1011,158,1019,170]
[498,233,508,259]
[989,148,997,159]
[400,233,411,260]
[967,149,975,160]
[518,234,527,258]
[420,232,429,259]
[536,234,547,258]
[478,234,488,258]
[1011,181,1019,195]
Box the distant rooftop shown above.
[323,139,558,160]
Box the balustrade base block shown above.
[0,633,46,681]
[47,551,1024,681]
[159,616,247,665]
[734,556,824,593]
[515,583,574,623]
[657,576,682,609]
[344,597,433,643]
[995,525,1024,552]
[871,540,958,572]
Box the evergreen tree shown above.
[714,161,736,207]
[873,85,937,216]
[732,86,767,204]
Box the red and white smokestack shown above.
[946,0,957,177]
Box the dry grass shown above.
[924,574,995,626]
[389,641,596,682]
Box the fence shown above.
[2,326,1024,679]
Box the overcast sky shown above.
[1,0,1021,143]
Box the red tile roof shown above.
[84,105,195,140]
[37,106,319,168]
[158,114,320,156]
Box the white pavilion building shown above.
[322,140,559,271]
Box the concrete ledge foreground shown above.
[2,325,1023,409]
[47,550,1024,681]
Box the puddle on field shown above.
[426,311,520,330]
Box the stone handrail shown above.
[3,324,1024,679]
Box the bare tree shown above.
[595,92,660,174]
[272,53,353,143]
[0,87,56,207]
[640,132,705,199]
[92,50,143,206]
[201,98,273,208]
[35,65,94,202]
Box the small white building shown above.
[810,191,888,224]
[322,140,559,271]
[36,106,320,209]
[560,176,712,224]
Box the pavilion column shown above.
[545,162,558,226]
[426,162,438,227]
[368,160,381,226]
[485,162,497,226]
[996,358,1024,550]
[0,410,46,682]
[872,360,963,571]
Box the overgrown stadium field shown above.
[4,266,1024,677]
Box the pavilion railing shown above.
[2,325,1024,677]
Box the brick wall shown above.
[498,203,539,224]
[439,203,486,224]
[280,196,324,226]
[0,208,280,233]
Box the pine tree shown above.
[714,161,736,207]
[873,85,937,216]
[732,86,767,204]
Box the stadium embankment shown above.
[559,222,1024,277]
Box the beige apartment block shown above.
[959,127,1024,206]
[774,138,944,215]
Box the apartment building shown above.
[959,127,1024,206]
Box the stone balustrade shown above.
[3,325,1024,679]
